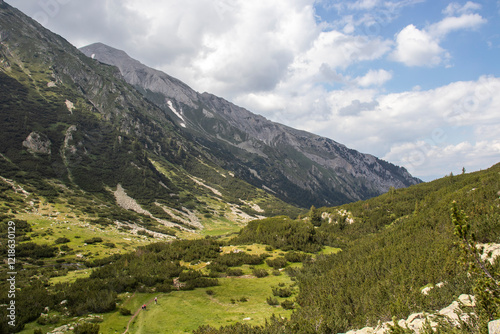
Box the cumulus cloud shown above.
[390,3,486,67]
[390,24,446,66]
[429,14,486,38]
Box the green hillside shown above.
[196,163,500,333]
[2,164,498,333]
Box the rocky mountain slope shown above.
[0,1,301,237]
[80,43,421,207]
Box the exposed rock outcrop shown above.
[346,294,475,334]
[22,131,51,155]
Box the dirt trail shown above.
[122,295,158,334]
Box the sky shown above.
[8,0,500,181]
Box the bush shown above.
[156,282,173,293]
[119,307,131,316]
[36,313,60,325]
[73,322,100,334]
[266,257,287,269]
[54,237,70,244]
[252,268,269,278]
[272,287,292,298]
[16,242,57,258]
[84,237,102,244]
[178,270,202,282]
[60,245,72,252]
[266,297,279,306]
[284,251,310,263]
[226,268,244,276]
[281,300,294,310]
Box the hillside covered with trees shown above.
[1,163,498,333]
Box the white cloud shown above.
[429,14,486,38]
[390,3,485,67]
[384,140,500,180]
[355,69,392,87]
[348,0,380,10]
[390,24,447,66]
[443,1,482,16]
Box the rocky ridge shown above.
[80,43,421,207]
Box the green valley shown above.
[0,2,499,333]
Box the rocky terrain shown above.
[81,43,421,207]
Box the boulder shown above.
[489,319,500,334]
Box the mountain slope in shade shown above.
[81,43,421,207]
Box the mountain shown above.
[80,43,421,207]
[0,1,302,239]
[0,0,420,242]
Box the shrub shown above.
[36,313,60,325]
[156,282,173,293]
[266,297,279,306]
[281,300,294,310]
[252,268,269,278]
[272,287,292,298]
[226,268,244,276]
[266,257,287,269]
[84,237,102,244]
[284,251,310,263]
[73,322,100,334]
[178,270,202,282]
[17,242,57,258]
[119,307,131,316]
[54,237,70,244]
[60,245,72,252]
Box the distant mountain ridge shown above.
[80,43,421,207]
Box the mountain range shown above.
[79,42,420,207]
[1,0,418,235]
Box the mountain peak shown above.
[80,42,199,108]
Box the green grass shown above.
[318,245,342,255]
[199,217,244,236]
[49,268,92,285]
[101,274,295,334]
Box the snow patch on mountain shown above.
[167,100,186,127]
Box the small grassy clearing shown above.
[103,274,295,334]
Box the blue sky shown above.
[9,0,500,181]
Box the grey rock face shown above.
[80,43,421,207]
[22,132,51,155]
